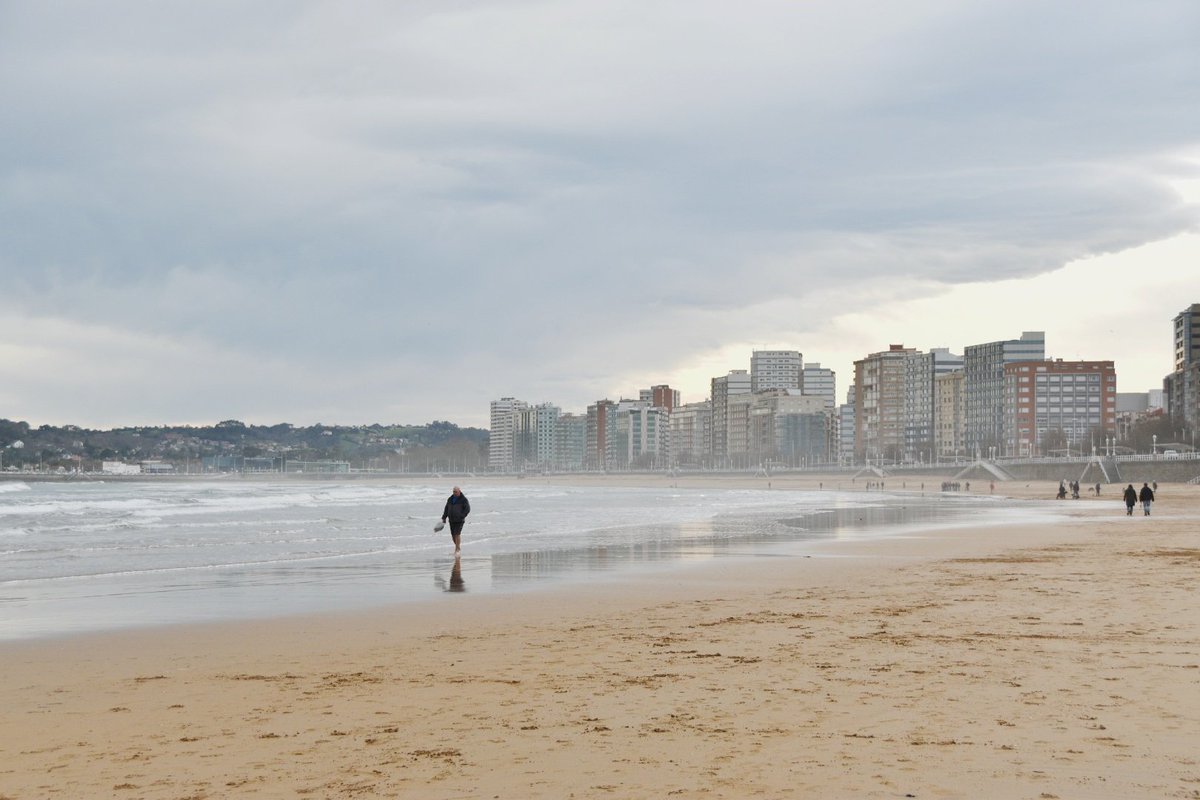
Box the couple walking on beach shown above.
[440,486,470,556]
[1122,483,1155,516]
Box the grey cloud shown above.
[1,0,1198,425]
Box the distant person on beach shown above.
[1057,481,1067,500]
[441,486,471,555]
[1123,484,1137,516]
[1139,482,1155,516]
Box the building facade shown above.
[1004,359,1117,457]
[489,397,529,471]
[639,385,681,413]
[670,400,711,467]
[613,403,670,468]
[751,350,803,392]
[854,345,916,464]
[710,370,751,465]
[586,399,616,470]
[1166,303,1200,432]
[963,331,1045,457]
[801,363,837,409]
[555,413,587,470]
[838,385,856,465]
[934,371,965,461]
[903,348,963,461]
[515,402,560,470]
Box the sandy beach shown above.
[2,476,1198,799]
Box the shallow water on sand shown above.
[0,479,1057,641]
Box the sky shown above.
[2,1,1198,430]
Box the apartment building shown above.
[838,385,856,465]
[801,363,837,409]
[555,413,587,470]
[903,348,963,459]
[489,397,528,471]
[854,345,915,464]
[748,391,829,466]
[1165,303,1200,431]
[710,370,752,464]
[639,385,681,413]
[934,371,965,460]
[751,350,802,392]
[586,399,617,470]
[514,402,560,469]
[963,331,1045,456]
[1005,360,1116,456]
[613,403,670,468]
[670,400,711,467]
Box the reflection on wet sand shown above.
[488,500,980,587]
[435,557,467,593]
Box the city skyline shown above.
[2,2,1198,430]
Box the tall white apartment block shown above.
[801,363,836,409]
[963,331,1045,456]
[903,348,963,459]
[751,350,803,392]
[489,397,528,471]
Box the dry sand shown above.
[2,477,1199,799]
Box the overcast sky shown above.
[2,1,1198,430]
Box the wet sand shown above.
[2,477,1198,798]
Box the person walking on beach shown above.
[441,486,471,555]
[1123,484,1137,516]
[1139,482,1155,516]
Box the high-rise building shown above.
[751,350,802,392]
[670,400,711,467]
[1005,360,1117,457]
[1166,304,1200,431]
[934,371,965,461]
[639,385,681,413]
[586,399,616,470]
[710,370,751,465]
[903,348,963,459]
[555,413,587,470]
[613,404,670,468]
[747,390,828,466]
[963,331,1045,456]
[489,397,530,471]
[515,403,560,469]
[801,363,836,409]
[838,385,856,465]
[854,345,916,464]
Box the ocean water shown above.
[0,478,1051,641]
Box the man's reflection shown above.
[436,556,466,593]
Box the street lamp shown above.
[1153,434,1157,457]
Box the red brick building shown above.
[1004,360,1117,457]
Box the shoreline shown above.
[2,478,1060,645]
[3,484,1197,798]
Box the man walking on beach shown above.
[1138,482,1155,516]
[1123,484,1138,516]
[442,486,471,556]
